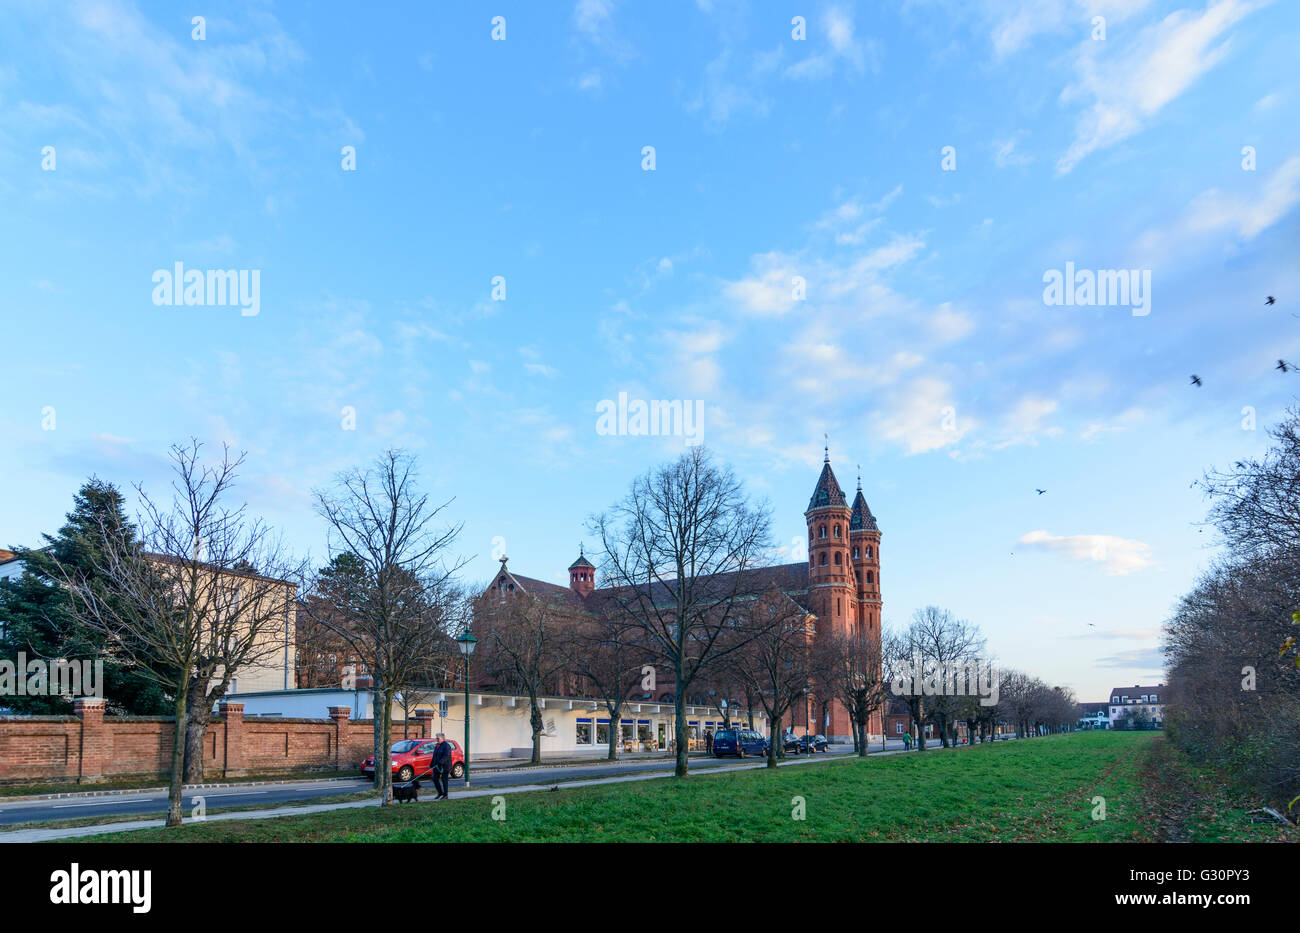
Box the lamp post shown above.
[456,631,478,787]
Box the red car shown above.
[362,738,464,783]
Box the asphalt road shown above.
[0,743,892,827]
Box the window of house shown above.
[895,723,903,735]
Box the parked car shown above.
[712,728,769,758]
[798,734,829,753]
[781,733,803,753]
[362,738,464,783]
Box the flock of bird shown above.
[1189,297,1282,386]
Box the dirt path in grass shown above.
[1135,738,1195,842]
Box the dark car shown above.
[799,733,829,753]
[781,733,803,753]
[712,728,769,758]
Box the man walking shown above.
[431,732,453,800]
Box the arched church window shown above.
[853,547,859,559]
[819,525,826,538]
[866,546,873,558]
[866,571,873,583]
[833,525,841,538]
[819,553,827,566]
[834,552,842,566]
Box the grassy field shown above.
[81,731,1294,843]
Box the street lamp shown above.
[456,631,478,787]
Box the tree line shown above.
[1166,409,1300,815]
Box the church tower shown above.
[805,449,855,638]
[849,471,882,634]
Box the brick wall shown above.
[0,699,435,785]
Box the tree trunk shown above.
[674,685,688,778]
[529,695,543,765]
[166,687,187,827]
[182,681,210,783]
[767,714,781,768]
[607,709,619,761]
[378,687,395,805]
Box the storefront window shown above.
[596,720,610,745]
[576,719,593,745]
[637,722,651,742]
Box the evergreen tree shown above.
[0,478,171,714]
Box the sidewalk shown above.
[4,747,880,843]
[0,751,714,803]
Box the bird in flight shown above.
[1266,296,1276,305]
[1279,360,1293,373]
[1190,375,1202,386]
[1035,488,1046,495]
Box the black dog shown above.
[392,780,420,803]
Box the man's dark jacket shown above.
[432,740,453,772]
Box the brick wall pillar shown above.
[75,697,107,784]
[415,708,436,740]
[219,701,246,777]
[328,707,351,771]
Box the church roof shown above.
[850,488,879,532]
[568,548,595,570]
[805,461,848,512]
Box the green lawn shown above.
[81,731,1294,843]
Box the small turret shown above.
[568,545,595,597]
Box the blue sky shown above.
[2,0,1299,701]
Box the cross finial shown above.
[498,554,508,568]
[824,433,829,463]
[578,542,584,558]
[857,464,862,490]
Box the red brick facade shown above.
[0,699,427,785]
[804,456,884,739]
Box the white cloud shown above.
[872,377,973,455]
[785,6,878,80]
[1057,0,1259,174]
[1134,155,1300,262]
[1019,530,1155,575]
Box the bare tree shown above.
[473,588,576,764]
[558,602,651,760]
[817,625,889,757]
[898,606,986,749]
[728,589,813,768]
[591,447,772,777]
[308,450,466,805]
[53,441,300,825]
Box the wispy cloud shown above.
[1019,530,1155,575]
[1057,0,1261,174]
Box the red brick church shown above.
[486,453,884,744]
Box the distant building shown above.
[1108,684,1165,729]
[1078,701,1109,729]
[0,549,25,583]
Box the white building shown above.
[228,685,769,759]
[1107,683,1165,729]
